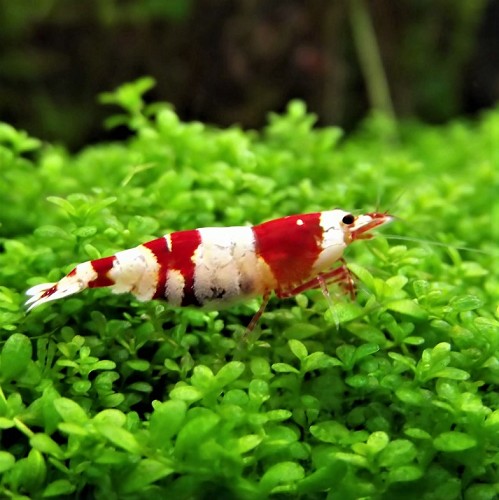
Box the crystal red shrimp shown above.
[25,210,392,326]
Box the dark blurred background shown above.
[0,0,497,149]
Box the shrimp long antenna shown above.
[383,234,492,255]
[383,189,407,216]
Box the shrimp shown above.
[26,210,392,327]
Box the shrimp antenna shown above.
[383,189,408,216]
[374,182,384,213]
[383,234,492,255]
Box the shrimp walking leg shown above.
[276,263,355,299]
[246,292,271,333]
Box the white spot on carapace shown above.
[296,219,304,226]
[165,269,185,306]
[108,245,159,300]
[165,234,172,251]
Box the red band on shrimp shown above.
[89,256,116,288]
[253,213,323,286]
[169,230,202,306]
[143,237,171,299]
[40,284,58,299]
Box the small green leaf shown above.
[395,387,427,406]
[418,342,452,381]
[53,398,88,425]
[248,379,270,404]
[96,424,143,455]
[90,360,117,371]
[223,389,248,406]
[72,380,92,394]
[403,336,425,345]
[386,275,408,290]
[190,365,214,390]
[164,359,180,372]
[433,431,477,452]
[34,225,71,241]
[0,451,15,472]
[46,196,76,215]
[174,412,220,458]
[272,363,300,374]
[149,400,187,443]
[169,385,203,402]
[484,410,499,428]
[128,382,153,393]
[58,423,89,436]
[0,123,41,152]
[336,344,356,368]
[84,243,101,260]
[265,410,292,421]
[93,409,127,427]
[1,333,32,381]
[302,352,342,372]
[345,374,369,388]
[432,367,470,380]
[413,280,429,299]
[126,359,150,371]
[56,360,78,369]
[214,361,245,387]
[73,226,97,238]
[310,421,349,444]
[354,343,379,363]
[289,339,308,361]
[404,428,431,440]
[464,484,497,500]
[237,434,263,454]
[283,323,321,340]
[30,434,64,460]
[386,300,427,319]
[379,440,417,467]
[120,459,174,494]
[260,461,305,492]
[427,342,451,357]
[366,431,389,455]
[42,479,76,497]
[21,448,47,492]
[0,417,14,429]
[348,264,375,289]
[347,323,387,344]
[328,302,364,323]
[100,76,156,112]
[250,357,271,377]
[387,465,423,483]
[101,393,125,408]
[449,295,483,312]
[333,452,369,468]
[296,462,347,494]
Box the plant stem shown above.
[349,0,396,121]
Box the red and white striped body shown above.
[25,210,392,312]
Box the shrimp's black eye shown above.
[342,214,355,225]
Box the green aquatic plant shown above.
[0,78,497,498]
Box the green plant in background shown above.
[0,78,498,498]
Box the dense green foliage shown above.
[0,78,498,499]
